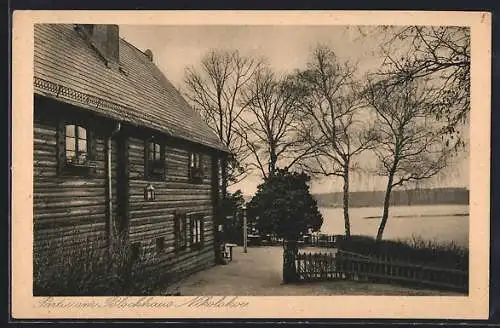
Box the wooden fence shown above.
[295,250,468,293]
[257,234,337,248]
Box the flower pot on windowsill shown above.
[62,160,97,176]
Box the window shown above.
[188,152,204,183]
[174,211,187,250]
[145,139,165,180]
[57,121,95,176]
[190,214,204,247]
[65,124,88,165]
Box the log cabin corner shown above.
[33,24,231,294]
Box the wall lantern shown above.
[144,184,156,201]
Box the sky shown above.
[119,25,469,196]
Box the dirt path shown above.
[160,246,463,296]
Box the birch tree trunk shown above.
[376,170,395,241]
[342,164,351,238]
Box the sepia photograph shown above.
[11,11,491,319]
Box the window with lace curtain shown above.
[57,121,95,176]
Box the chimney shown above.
[144,49,153,62]
[77,24,120,69]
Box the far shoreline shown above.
[361,213,469,220]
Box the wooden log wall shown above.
[127,136,216,279]
[34,96,220,289]
[33,102,116,268]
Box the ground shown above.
[159,246,463,296]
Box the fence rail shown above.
[256,234,338,248]
[295,250,468,292]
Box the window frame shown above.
[64,124,88,166]
[57,119,96,177]
[188,152,204,184]
[190,214,204,248]
[144,138,166,181]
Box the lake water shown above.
[319,204,469,248]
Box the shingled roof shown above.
[33,24,229,153]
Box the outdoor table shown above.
[247,234,262,246]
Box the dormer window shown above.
[145,138,165,181]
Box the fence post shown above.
[384,254,388,278]
[309,253,313,279]
[282,240,298,283]
[321,253,326,280]
[338,252,342,279]
[296,253,300,280]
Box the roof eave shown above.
[34,86,231,154]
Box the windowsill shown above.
[66,162,91,168]
[190,243,203,250]
[60,162,94,176]
[188,177,204,184]
[189,167,204,184]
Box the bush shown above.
[220,190,245,218]
[34,231,175,296]
[247,169,323,241]
[220,190,246,244]
[335,234,468,270]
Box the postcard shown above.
[11,10,491,319]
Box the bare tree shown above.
[237,67,316,179]
[294,46,378,238]
[184,49,263,185]
[364,77,455,241]
[370,26,470,144]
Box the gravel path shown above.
[160,246,463,296]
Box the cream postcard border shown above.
[11,10,491,319]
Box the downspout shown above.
[107,122,121,249]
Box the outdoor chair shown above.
[223,243,237,262]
